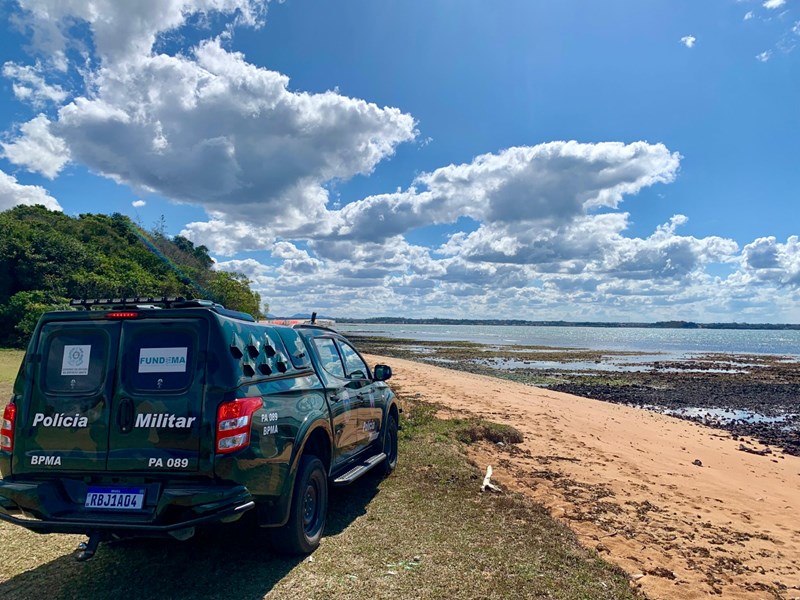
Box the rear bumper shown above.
[0,478,255,535]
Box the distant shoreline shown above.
[332,317,800,331]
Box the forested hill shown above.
[0,205,263,348]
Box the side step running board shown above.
[333,453,386,485]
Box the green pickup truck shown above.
[0,298,398,560]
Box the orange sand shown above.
[368,354,800,600]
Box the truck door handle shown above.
[329,394,340,402]
[118,397,134,433]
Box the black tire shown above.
[271,455,328,554]
[381,414,398,476]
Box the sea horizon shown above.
[337,322,800,358]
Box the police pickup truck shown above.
[0,298,398,560]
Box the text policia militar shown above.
[31,412,197,429]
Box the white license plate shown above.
[85,487,145,510]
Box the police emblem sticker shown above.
[61,345,91,376]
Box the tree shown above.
[172,235,214,269]
[0,206,268,346]
[206,271,262,318]
[0,291,69,348]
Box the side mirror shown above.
[373,364,392,381]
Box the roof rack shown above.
[69,297,256,323]
[70,297,189,309]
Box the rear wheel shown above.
[271,455,328,554]
[381,414,398,476]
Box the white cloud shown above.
[179,139,764,320]
[680,35,697,48]
[437,212,738,284]
[15,0,267,65]
[132,199,146,207]
[11,39,415,230]
[6,1,415,233]
[324,141,680,244]
[438,213,629,268]
[0,169,62,212]
[180,218,275,256]
[213,227,795,320]
[744,7,800,61]
[1,114,70,178]
[183,140,718,316]
[185,140,680,268]
[2,61,68,108]
[741,236,800,286]
[271,241,323,275]
[213,257,273,278]
[601,216,739,281]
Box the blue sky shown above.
[1,0,798,321]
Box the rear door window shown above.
[312,338,345,378]
[126,329,195,392]
[42,329,109,395]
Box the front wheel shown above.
[271,455,328,554]
[381,414,398,476]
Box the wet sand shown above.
[367,354,800,600]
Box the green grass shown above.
[262,396,640,599]
[0,354,639,599]
[0,350,23,402]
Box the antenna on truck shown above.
[310,312,317,324]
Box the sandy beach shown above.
[367,354,800,600]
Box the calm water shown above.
[338,323,800,358]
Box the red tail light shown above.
[1,403,16,452]
[216,397,262,454]
[106,311,140,319]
